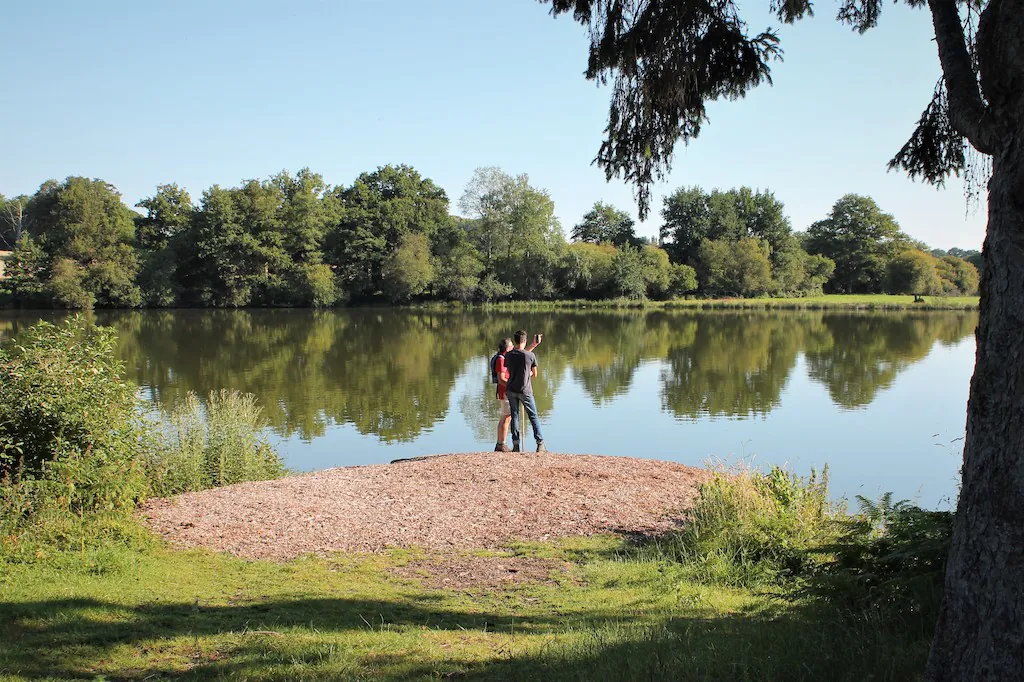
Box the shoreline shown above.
[0,294,980,314]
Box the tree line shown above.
[0,167,979,309]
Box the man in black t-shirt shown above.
[504,329,546,452]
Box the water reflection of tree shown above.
[105,310,492,442]
[660,313,804,420]
[803,313,977,408]
[88,309,978,443]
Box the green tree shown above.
[639,244,673,298]
[381,232,434,302]
[805,195,910,294]
[547,0,1023,672]
[696,237,773,297]
[136,184,195,307]
[27,177,141,308]
[887,249,944,295]
[572,201,641,247]
[558,242,616,298]
[659,187,713,264]
[669,262,698,296]
[429,220,484,302]
[0,234,47,306]
[942,255,979,295]
[327,165,450,301]
[611,245,647,299]
[187,185,261,307]
[459,167,565,299]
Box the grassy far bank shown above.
[415,294,979,312]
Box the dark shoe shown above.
[494,443,510,452]
[512,441,521,452]
[536,441,546,453]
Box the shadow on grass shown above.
[0,594,932,681]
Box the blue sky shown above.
[1,0,985,249]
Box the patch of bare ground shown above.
[140,452,708,561]
[391,555,570,590]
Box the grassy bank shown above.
[414,294,979,312]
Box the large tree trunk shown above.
[926,140,1024,678]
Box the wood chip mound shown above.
[140,453,708,561]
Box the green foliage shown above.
[27,177,142,308]
[459,167,566,300]
[806,195,912,294]
[145,391,285,497]
[942,254,979,295]
[0,317,142,485]
[668,262,698,295]
[381,232,434,302]
[636,466,835,587]
[0,319,285,565]
[1,169,977,309]
[0,317,148,562]
[572,201,641,247]
[0,233,48,306]
[558,242,616,298]
[887,249,945,295]
[660,186,792,266]
[806,493,952,618]
[696,237,773,297]
[328,164,450,301]
[611,245,648,299]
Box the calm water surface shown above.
[0,309,977,508]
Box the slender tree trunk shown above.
[926,141,1024,679]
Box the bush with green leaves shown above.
[805,493,952,617]
[145,390,286,497]
[0,317,149,563]
[634,466,836,586]
[0,317,147,507]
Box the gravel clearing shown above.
[140,452,709,561]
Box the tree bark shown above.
[925,139,1024,679]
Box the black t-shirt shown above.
[504,349,538,396]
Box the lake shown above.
[0,308,977,508]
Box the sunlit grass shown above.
[0,530,934,681]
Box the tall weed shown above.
[633,466,837,587]
[146,390,286,496]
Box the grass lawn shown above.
[0,535,933,681]
[417,294,979,312]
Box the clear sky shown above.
[0,0,985,249]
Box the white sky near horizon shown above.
[0,0,986,250]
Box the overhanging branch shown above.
[926,0,999,154]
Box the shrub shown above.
[0,317,146,505]
[634,466,836,586]
[146,390,286,496]
[805,493,952,617]
[0,317,148,562]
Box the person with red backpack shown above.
[490,333,541,452]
